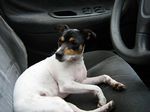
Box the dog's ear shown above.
[56,24,70,33]
[81,29,96,40]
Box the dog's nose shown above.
[55,52,63,60]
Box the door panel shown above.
[0,0,114,33]
[0,0,114,65]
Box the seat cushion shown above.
[66,51,150,112]
[0,16,27,112]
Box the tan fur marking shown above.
[60,36,65,41]
[64,48,82,55]
[69,37,75,43]
[79,45,83,50]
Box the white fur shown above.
[13,50,125,112]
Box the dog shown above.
[13,25,126,112]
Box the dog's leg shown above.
[23,96,74,112]
[82,75,126,90]
[59,81,106,106]
[68,101,114,112]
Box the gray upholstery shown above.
[66,51,150,112]
[0,16,27,112]
[0,16,150,112]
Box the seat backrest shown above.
[0,16,27,112]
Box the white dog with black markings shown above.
[13,25,126,112]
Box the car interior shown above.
[0,0,150,112]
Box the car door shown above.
[0,0,117,65]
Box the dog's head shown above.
[55,25,96,62]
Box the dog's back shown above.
[13,56,60,112]
[13,53,87,112]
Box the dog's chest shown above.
[67,62,87,82]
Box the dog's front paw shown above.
[104,100,115,112]
[97,100,115,112]
[113,82,126,91]
[97,97,107,107]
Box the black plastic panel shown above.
[0,0,114,33]
[143,0,150,16]
[50,5,111,19]
[0,0,114,65]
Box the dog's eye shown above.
[70,41,77,45]
[58,39,64,46]
[69,37,77,45]
[58,37,65,45]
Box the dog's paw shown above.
[97,97,107,107]
[105,100,115,112]
[97,100,115,112]
[113,82,126,91]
